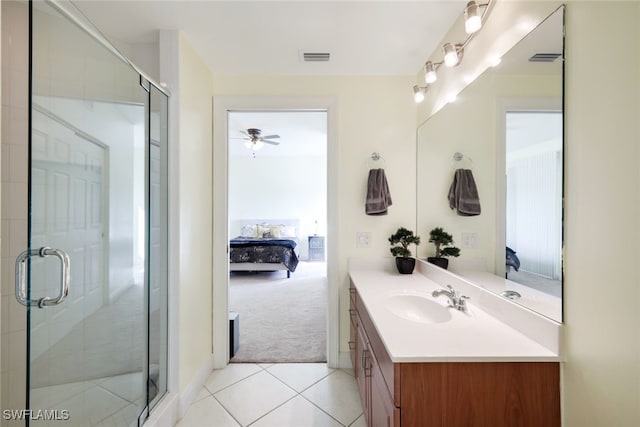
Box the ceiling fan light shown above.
[464,1,482,34]
[253,139,264,150]
[424,61,437,84]
[443,43,460,67]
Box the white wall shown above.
[229,154,326,258]
[213,75,417,355]
[416,1,640,425]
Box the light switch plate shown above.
[356,231,372,248]
[461,232,477,249]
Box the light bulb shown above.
[253,139,264,151]
[443,43,459,67]
[424,61,437,84]
[413,85,425,103]
[464,1,482,34]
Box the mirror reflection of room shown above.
[416,6,564,322]
[505,111,562,297]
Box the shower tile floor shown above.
[177,363,365,427]
[30,372,144,427]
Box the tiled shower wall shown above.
[1,1,29,423]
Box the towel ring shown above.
[369,152,386,166]
[453,152,473,168]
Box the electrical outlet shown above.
[356,232,372,248]
[461,232,477,249]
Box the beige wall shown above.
[213,75,417,353]
[417,72,560,272]
[563,2,640,426]
[417,1,640,425]
[176,34,214,391]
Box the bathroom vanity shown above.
[349,259,561,427]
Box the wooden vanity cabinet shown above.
[349,281,560,427]
[350,286,398,427]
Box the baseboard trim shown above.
[179,354,216,418]
[142,393,179,427]
[339,351,353,370]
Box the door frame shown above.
[212,96,339,368]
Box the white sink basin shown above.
[385,295,452,324]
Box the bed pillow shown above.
[257,224,271,238]
[280,225,296,238]
[269,225,283,238]
[240,224,258,238]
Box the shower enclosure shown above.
[1,0,169,425]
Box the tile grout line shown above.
[204,364,264,395]
[211,393,244,427]
[247,368,349,427]
[194,363,362,427]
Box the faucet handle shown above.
[457,295,470,311]
[446,284,457,295]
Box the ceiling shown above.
[228,111,327,158]
[73,0,467,76]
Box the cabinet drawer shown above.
[355,290,399,407]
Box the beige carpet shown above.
[229,262,327,363]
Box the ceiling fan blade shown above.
[264,140,280,145]
[261,134,280,140]
[239,130,250,136]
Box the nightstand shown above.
[308,235,325,262]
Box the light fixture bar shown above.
[413,0,494,103]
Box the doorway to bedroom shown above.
[227,110,328,363]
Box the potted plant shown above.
[427,227,460,270]
[389,227,421,274]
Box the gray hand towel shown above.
[366,168,392,215]
[448,168,481,216]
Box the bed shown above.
[229,220,300,278]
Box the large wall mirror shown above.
[416,6,564,322]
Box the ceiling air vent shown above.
[303,52,330,62]
[528,53,562,63]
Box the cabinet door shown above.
[355,324,370,424]
[370,351,395,427]
[349,298,357,369]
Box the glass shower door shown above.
[24,1,151,425]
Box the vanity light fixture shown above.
[443,43,462,67]
[464,1,488,34]
[413,85,426,103]
[424,61,438,84]
[412,0,494,103]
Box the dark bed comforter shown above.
[229,237,299,272]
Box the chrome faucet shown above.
[432,285,469,312]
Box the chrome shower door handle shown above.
[15,247,71,308]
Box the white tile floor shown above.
[177,363,365,427]
[30,372,144,427]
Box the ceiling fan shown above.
[236,128,281,151]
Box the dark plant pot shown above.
[395,257,416,274]
[427,257,449,270]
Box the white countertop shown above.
[349,265,561,363]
